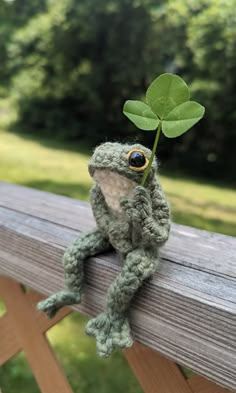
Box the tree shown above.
[155,0,236,179]
[9,0,162,141]
[0,0,47,87]
[4,0,236,181]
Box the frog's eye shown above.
[127,149,149,172]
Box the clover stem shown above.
[141,121,162,187]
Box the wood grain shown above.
[0,290,71,366]
[188,375,233,393]
[0,182,236,390]
[125,342,193,393]
[0,313,20,364]
[0,277,73,393]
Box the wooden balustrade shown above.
[0,182,235,393]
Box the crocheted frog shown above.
[38,142,171,357]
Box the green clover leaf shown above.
[123,100,159,130]
[146,73,190,119]
[162,101,205,138]
[122,73,205,186]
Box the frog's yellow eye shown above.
[127,149,149,172]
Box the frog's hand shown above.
[37,229,110,318]
[119,196,134,220]
[85,312,133,357]
[120,185,152,222]
[147,179,171,244]
[120,185,168,243]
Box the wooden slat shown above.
[0,182,236,390]
[125,342,193,393]
[0,314,20,365]
[0,290,71,366]
[0,277,73,393]
[188,375,233,393]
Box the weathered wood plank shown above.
[0,182,236,390]
[0,182,235,279]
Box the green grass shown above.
[0,99,235,393]
[0,123,235,236]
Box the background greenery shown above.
[0,98,235,392]
[0,0,235,392]
[0,0,236,182]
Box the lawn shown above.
[0,102,235,393]
[0,124,235,236]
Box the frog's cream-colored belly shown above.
[93,170,136,212]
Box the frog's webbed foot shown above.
[37,290,81,318]
[85,312,133,357]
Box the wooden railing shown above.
[0,181,235,393]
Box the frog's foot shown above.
[85,312,133,357]
[37,290,81,318]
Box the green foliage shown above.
[7,0,159,142]
[123,73,205,137]
[0,352,41,393]
[123,73,204,185]
[0,0,47,86]
[162,101,205,138]
[123,100,159,130]
[0,0,236,180]
[146,73,190,119]
[154,0,236,181]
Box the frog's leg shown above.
[37,229,110,318]
[85,247,158,357]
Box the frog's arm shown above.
[90,183,110,235]
[145,179,171,244]
[121,181,170,245]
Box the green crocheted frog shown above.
[38,142,170,357]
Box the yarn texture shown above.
[37,142,171,357]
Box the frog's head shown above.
[88,142,157,184]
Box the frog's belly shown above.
[93,170,136,212]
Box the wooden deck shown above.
[0,181,235,392]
